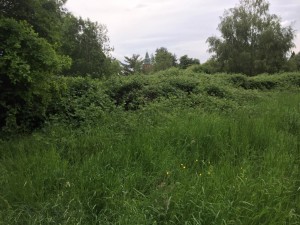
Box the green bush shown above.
[244,79,278,90]
[106,78,145,110]
[229,74,278,90]
[0,18,71,132]
[105,74,202,110]
[204,85,227,98]
[229,74,248,87]
[48,77,114,126]
[277,72,300,87]
[168,77,199,94]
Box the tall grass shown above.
[0,92,299,224]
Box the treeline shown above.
[122,0,300,76]
[121,48,200,76]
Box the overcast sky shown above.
[65,0,300,63]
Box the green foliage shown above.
[229,72,300,90]
[168,77,200,94]
[105,70,202,110]
[61,15,113,77]
[284,51,300,72]
[230,74,278,90]
[121,54,143,75]
[47,77,114,126]
[179,55,200,69]
[204,85,226,98]
[207,0,295,75]
[0,18,71,132]
[108,58,123,76]
[153,47,177,72]
[278,72,300,87]
[197,58,221,74]
[103,70,300,112]
[0,92,299,224]
[0,0,67,44]
[1,0,116,78]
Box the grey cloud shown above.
[135,4,148,9]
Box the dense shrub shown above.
[1,44,299,135]
[48,77,114,126]
[229,74,278,90]
[0,18,71,132]
[105,78,145,110]
[103,70,300,112]
[205,85,226,98]
[229,74,248,87]
[187,60,220,74]
[277,72,300,87]
[245,80,277,90]
[168,77,199,94]
[105,73,202,110]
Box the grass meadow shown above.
[0,72,300,224]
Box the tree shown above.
[179,55,200,69]
[207,0,295,75]
[284,51,300,71]
[121,54,143,75]
[60,14,113,77]
[0,18,71,131]
[0,0,67,44]
[1,0,116,77]
[108,59,122,75]
[153,47,177,72]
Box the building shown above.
[142,52,152,74]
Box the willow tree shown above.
[207,0,295,75]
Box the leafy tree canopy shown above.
[0,18,71,130]
[179,55,200,69]
[207,0,295,75]
[153,47,177,72]
[288,51,300,71]
[121,54,143,75]
[0,0,67,44]
[60,14,113,77]
[1,0,115,78]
